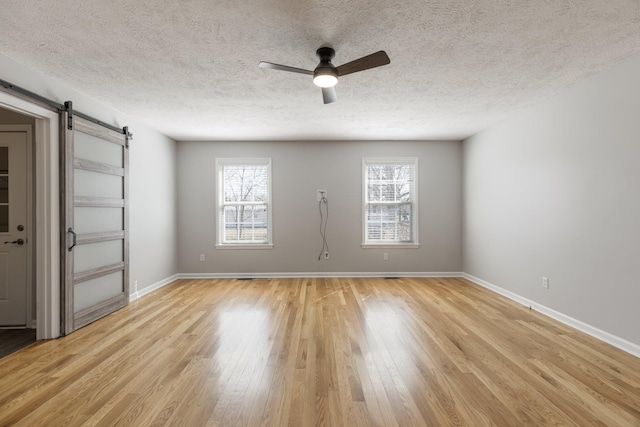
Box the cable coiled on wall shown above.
[318,193,329,260]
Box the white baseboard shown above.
[177,272,463,279]
[129,274,180,302]
[462,273,640,359]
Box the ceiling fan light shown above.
[313,74,338,88]
[313,67,338,88]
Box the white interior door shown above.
[0,131,28,326]
[62,113,129,334]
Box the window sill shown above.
[216,244,273,250]
[361,243,420,249]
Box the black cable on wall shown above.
[317,191,329,260]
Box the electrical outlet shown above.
[383,253,389,261]
[542,277,549,289]
[200,254,205,262]
[317,190,326,201]
[324,251,329,260]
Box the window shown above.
[216,158,272,248]
[363,158,418,247]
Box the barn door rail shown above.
[0,78,131,140]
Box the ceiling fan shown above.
[259,47,390,104]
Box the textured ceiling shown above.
[1,0,639,141]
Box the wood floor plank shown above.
[1,277,639,426]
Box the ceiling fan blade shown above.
[322,87,337,104]
[258,61,313,75]
[336,51,390,77]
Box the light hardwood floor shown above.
[1,277,639,426]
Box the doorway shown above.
[0,92,61,341]
[0,126,32,327]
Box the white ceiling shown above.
[1,1,639,141]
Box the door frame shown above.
[0,125,33,327]
[0,91,60,340]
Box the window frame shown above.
[362,157,419,248]
[215,158,273,249]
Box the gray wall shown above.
[178,140,463,274]
[128,121,178,292]
[0,53,179,295]
[463,55,640,346]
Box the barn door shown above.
[61,107,129,335]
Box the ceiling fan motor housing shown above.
[313,47,338,87]
[316,47,335,61]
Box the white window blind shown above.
[363,158,418,246]
[216,158,272,247]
